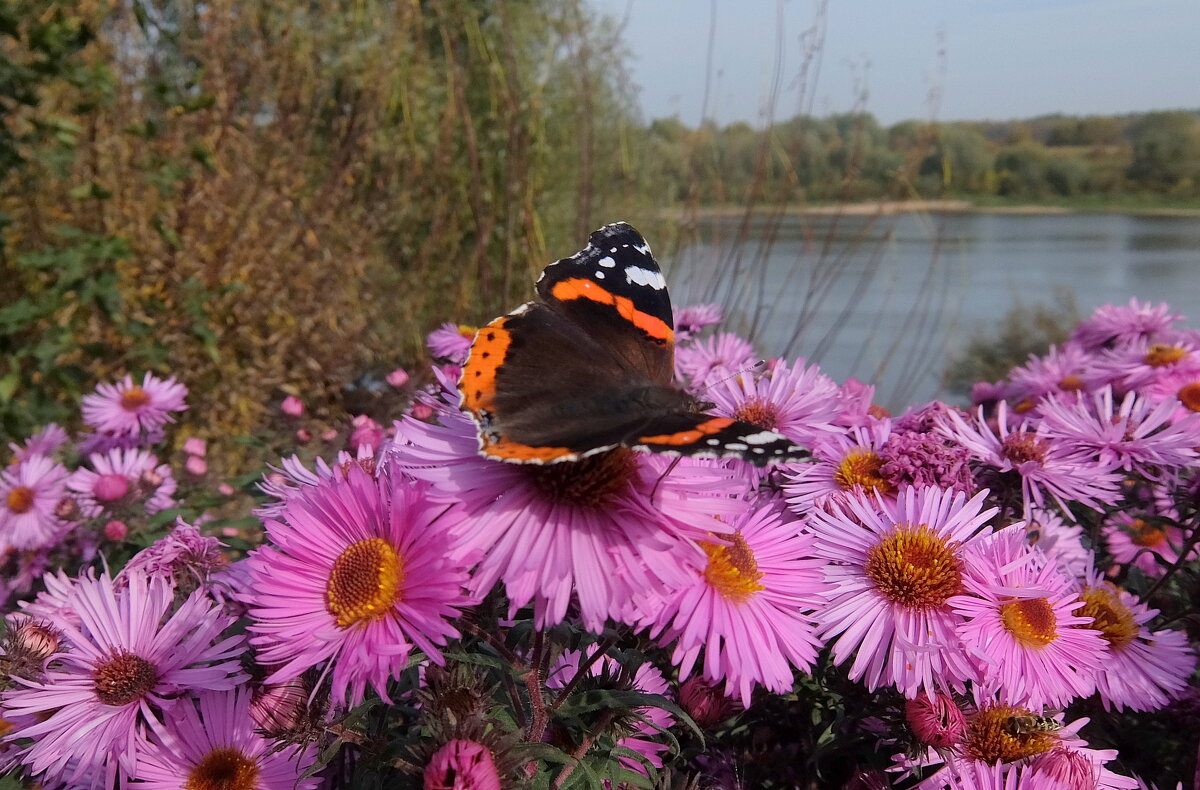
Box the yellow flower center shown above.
[524,447,636,509]
[119,385,151,411]
[1013,398,1037,414]
[457,324,478,339]
[702,533,765,604]
[93,651,159,706]
[834,450,892,495]
[1077,585,1138,651]
[185,746,260,790]
[999,598,1058,648]
[962,704,1059,763]
[864,524,962,610]
[1128,518,1167,548]
[326,538,404,628]
[734,399,780,431]
[1144,344,1187,367]
[1176,382,1200,413]
[5,486,34,514]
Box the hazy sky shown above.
[589,0,1200,126]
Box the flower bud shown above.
[94,474,130,502]
[280,396,304,418]
[424,739,501,790]
[904,691,966,749]
[103,520,128,541]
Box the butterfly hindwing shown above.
[630,413,808,466]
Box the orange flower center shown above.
[185,746,260,790]
[93,651,159,706]
[1144,344,1187,367]
[1058,374,1085,392]
[1176,382,1200,413]
[864,524,962,610]
[734,398,780,431]
[1128,518,1167,548]
[999,598,1058,648]
[326,537,404,628]
[5,486,34,514]
[1077,585,1138,651]
[1013,398,1037,414]
[702,533,765,604]
[524,447,636,509]
[119,385,151,411]
[962,704,1059,763]
[1002,433,1048,466]
[834,450,892,496]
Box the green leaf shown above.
[0,373,17,404]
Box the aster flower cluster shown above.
[2,299,1199,789]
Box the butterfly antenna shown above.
[650,456,683,502]
[695,359,767,397]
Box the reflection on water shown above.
[669,212,1200,409]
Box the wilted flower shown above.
[423,739,501,790]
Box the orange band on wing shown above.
[459,319,511,414]
[550,278,674,343]
[483,436,575,462]
[638,417,735,446]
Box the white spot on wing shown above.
[634,243,653,256]
[594,271,605,279]
[724,442,749,451]
[598,256,617,268]
[742,431,784,445]
[625,266,666,290]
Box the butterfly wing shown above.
[629,413,810,467]
[536,222,675,387]
[459,302,677,463]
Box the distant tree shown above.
[1126,111,1200,191]
[1045,156,1093,196]
[995,143,1052,197]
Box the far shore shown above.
[667,200,1200,219]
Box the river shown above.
[668,211,1200,411]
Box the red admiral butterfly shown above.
[458,222,808,466]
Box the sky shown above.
[588,0,1200,126]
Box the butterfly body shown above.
[458,222,807,466]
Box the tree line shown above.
[636,109,1200,205]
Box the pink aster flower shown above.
[81,373,187,436]
[424,739,502,790]
[427,321,477,364]
[641,502,824,706]
[1024,508,1090,579]
[387,367,411,388]
[937,402,1121,520]
[1071,298,1183,352]
[1102,513,1185,577]
[674,303,724,340]
[705,358,841,448]
[879,405,976,495]
[1089,334,1200,393]
[806,486,997,697]
[0,454,71,550]
[118,520,228,591]
[1076,573,1196,712]
[1140,363,1200,423]
[950,526,1106,709]
[675,331,757,389]
[349,414,385,453]
[1,572,244,787]
[1006,343,1092,413]
[833,377,887,427]
[7,423,69,462]
[546,648,674,773]
[1038,387,1200,481]
[389,400,748,631]
[904,691,967,750]
[783,422,894,514]
[66,447,176,519]
[182,437,207,457]
[243,465,471,707]
[135,688,318,790]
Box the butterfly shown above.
[458,222,808,466]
